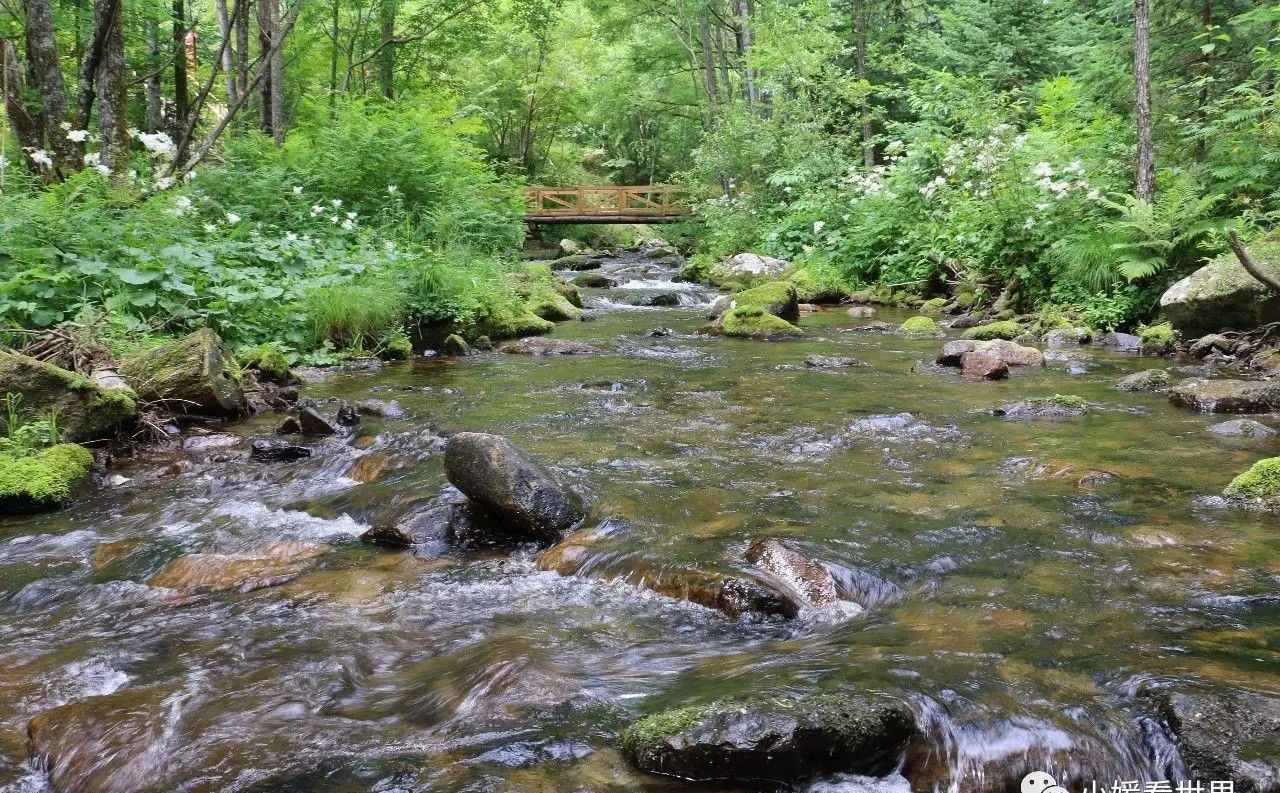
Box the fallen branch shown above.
[1228,230,1280,295]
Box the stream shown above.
[1,251,1277,792]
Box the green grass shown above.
[302,282,404,351]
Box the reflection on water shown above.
[1,254,1277,792]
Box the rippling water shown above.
[1,254,1277,792]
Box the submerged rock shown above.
[804,355,866,369]
[1043,327,1091,348]
[1169,379,1280,413]
[360,487,475,552]
[619,692,916,784]
[842,321,895,334]
[119,328,245,416]
[1208,418,1276,438]
[498,338,601,356]
[846,306,877,318]
[746,537,848,612]
[1098,331,1142,352]
[994,395,1088,419]
[1143,686,1280,791]
[0,443,94,513]
[1115,369,1171,392]
[147,541,329,593]
[249,437,312,462]
[444,432,584,544]
[355,398,407,419]
[0,351,135,442]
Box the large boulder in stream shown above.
[119,328,245,416]
[937,339,1044,369]
[1159,239,1280,336]
[1222,457,1280,511]
[444,432,584,544]
[0,351,136,441]
[1143,686,1280,792]
[710,252,790,284]
[498,337,601,356]
[619,692,916,784]
[1168,378,1280,413]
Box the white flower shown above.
[60,121,72,131]
[204,223,217,233]
[285,232,298,242]
[293,186,303,195]
[331,199,342,208]
[1063,160,1085,175]
[783,186,792,194]
[386,184,398,194]
[1031,161,1053,178]
[225,212,241,225]
[127,127,141,137]
[0,154,8,170]
[66,129,89,143]
[25,148,53,169]
[84,151,100,166]
[311,204,324,216]
[345,211,357,221]
[171,195,194,216]
[1087,188,1101,201]
[1023,217,1036,229]
[183,170,197,182]
[138,131,176,158]
[341,218,356,231]
[384,241,395,253]
[153,176,175,191]
[329,215,339,224]
[813,221,825,234]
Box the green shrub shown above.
[1138,321,1176,353]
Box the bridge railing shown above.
[522,185,691,219]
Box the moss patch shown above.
[722,307,803,338]
[899,316,940,335]
[921,297,949,315]
[239,343,291,382]
[0,443,94,512]
[962,320,1022,340]
[1139,321,1176,354]
[734,281,799,320]
[618,704,715,757]
[0,351,136,442]
[1224,457,1280,501]
[1047,394,1088,410]
[789,267,851,304]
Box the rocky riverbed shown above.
[1,251,1278,793]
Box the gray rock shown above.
[804,355,866,369]
[444,432,584,544]
[1043,327,1092,348]
[0,351,137,442]
[846,306,877,318]
[961,350,1009,380]
[1169,379,1280,413]
[620,692,916,784]
[710,252,790,282]
[250,437,311,462]
[1115,369,1172,392]
[355,398,407,418]
[1160,242,1280,336]
[937,339,1044,368]
[994,396,1088,418]
[1143,686,1280,792]
[1189,333,1236,359]
[1208,418,1277,437]
[119,328,244,416]
[1099,331,1142,352]
[498,338,601,356]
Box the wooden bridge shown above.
[523,185,690,224]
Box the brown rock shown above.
[960,350,1009,380]
[498,338,601,356]
[745,537,840,608]
[147,541,329,594]
[348,453,393,484]
[846,306,877,318]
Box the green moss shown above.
[953,291,977,310]
[962,320,1022,340]
[680,254,713,284]
[1224,457,1280,500]
[0,443,94,511]
[554,280,583,308]
[240,343,292,381]
[899,316,940,335]
[478,307,554,340]
[0,351,136,442]
[378,332,413,361]
[1047,394,1088,410]
[1139,321,1176,353]
[921,297,949,315]
[721,307,803,338]
[527,290,582,321]
[788,267,851,304]
[619,704,714,756]
[734,281,799,319]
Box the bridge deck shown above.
[523,185,690,224]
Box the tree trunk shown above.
[378,0,396,99]
[96,0,129,176]
[854,0,873,166]
[173,0,190,127]
[736,0,757,108]
[329,0,340,110]
[259,0,275,136]
[215,0,239,106]
[145,20,164,132]
[24,0,79,174]
[698,12,719,109]
[1194,0,1212,162]
[715,23,732,102]
[268,0,284,142]
[2,40,46,164]
[1133,0,1155,202]
[236,0,251,100]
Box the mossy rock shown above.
[478,309,554,341]
[1139,321,1176,355]
[1224,457,1280,509]
[442,334,471,356]
[119,328,244,416]
[239,343,292,383]
[953,291,977,310]
[920,297,949,315]
[573,272,612,288]
[0,351,136,442]
[378,333,413,361]
[788,268,849,304]
[0,443,94,513]
[898,316,940,336]
[528,290,583,322]
[554,280,583,309]
[962,320,1022,341]
[1160,237,1280,336]
[721,307,803,338]
[733,281,800,321]
[551,253,594,271]
[619,691,916,784]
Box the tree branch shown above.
[1228,230,1280,295]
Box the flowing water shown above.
[1,253,1277,793]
